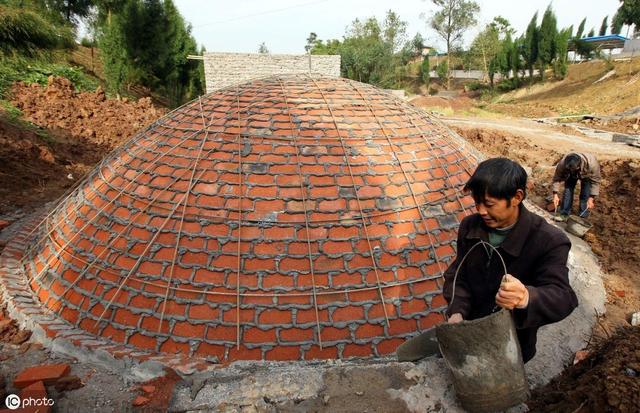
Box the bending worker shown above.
[443,158,578,363]
[551,152,601,220]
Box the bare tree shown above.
[425,0,480,89]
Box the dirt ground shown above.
[409,94,475,113]
[0,76,164,215]
[527,327,639,413]
[576,116,640,135]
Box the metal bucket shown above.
[435,309,529,413]
[566,214,593,237]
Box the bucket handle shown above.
[447,240,508,321]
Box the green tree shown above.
[611,12,624,34]
[470,16,512,82]
[587,28,595,37]
[575,17,586,38]
[427,0,480,89]
[98,8,131,95]
[421,55,430,86]
[523,12,539,81]
[258,42,269,54]
[510,36,524,85]
[554,27,572,79]
[410,32,425,56]
[305,32,317,53]
[537,5,557,80]
[599,16,609,36]
[43,0,92,24]
[614,0,640,29]
[436,60,448,81]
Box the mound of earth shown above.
[0,76,165,215]
[527,327,640,413]
[409,95,474,112]
[10,76,164,149]
[579,116,640,135]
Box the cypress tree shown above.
[537,5,557,81]
[576,18,586,39]
[523,12,539,82]
[599,16,608,36]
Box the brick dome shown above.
[23,75,478,361]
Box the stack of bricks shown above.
[23,75,479,361]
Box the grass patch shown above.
[0,56,99,99]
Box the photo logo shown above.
[5,394,20,410]
[4,394,54,410]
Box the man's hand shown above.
[553,193,560,209]
[448,313,463,323]
[587,197,595,210]
[496,274,529,310]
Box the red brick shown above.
[388,318,417,335]
[278,258,310,273]
[263,226,295,240]
[376,338,405,355]
[244,258,276,272]
[318,199,346,212]
[254,242,287,255]
[279,327,314,342]
[228,345,262,360]
[355,323,385,339]
[322,241,353,255]
[310,187,339,198]
[412,279,439,295]
[431,294,447,308]
[13,363,71,389]
[173,322,206,338]
[128,333,157,350]
[418,312,445,330]
[140,316,170,334]
[296,227,327,241]
[260,274,294,289]
[258,309,292,325]
[331,272,362,287]
[332,306,364,322]
[206,325,237,341]
[400,298,429,315]
[343,343,372,358]
[295,309,329,324]
[320,326,351,341]
[304,345,339,360]
[17,381,51,413]
[222,308,255,323]
[367,303,397,320]
[189,304,218,320]
[255,199,285,212]
[277,294,312,305]
[265,346,301,361]
[160,338,190,354]
[244,327,277,343]
[356,186,383,198]
[194,342,226,359]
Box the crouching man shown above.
[443,158,578,363]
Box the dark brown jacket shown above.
[442,204,578,362]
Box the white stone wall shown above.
[203,52,341,93]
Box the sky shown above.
[174,0,625,54]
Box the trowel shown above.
[396,328,440,362]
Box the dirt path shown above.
[444,117,640,161]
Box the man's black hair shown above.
[463,157,527,204]
[564,154,581,174]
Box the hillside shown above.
[487,58,640,117]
